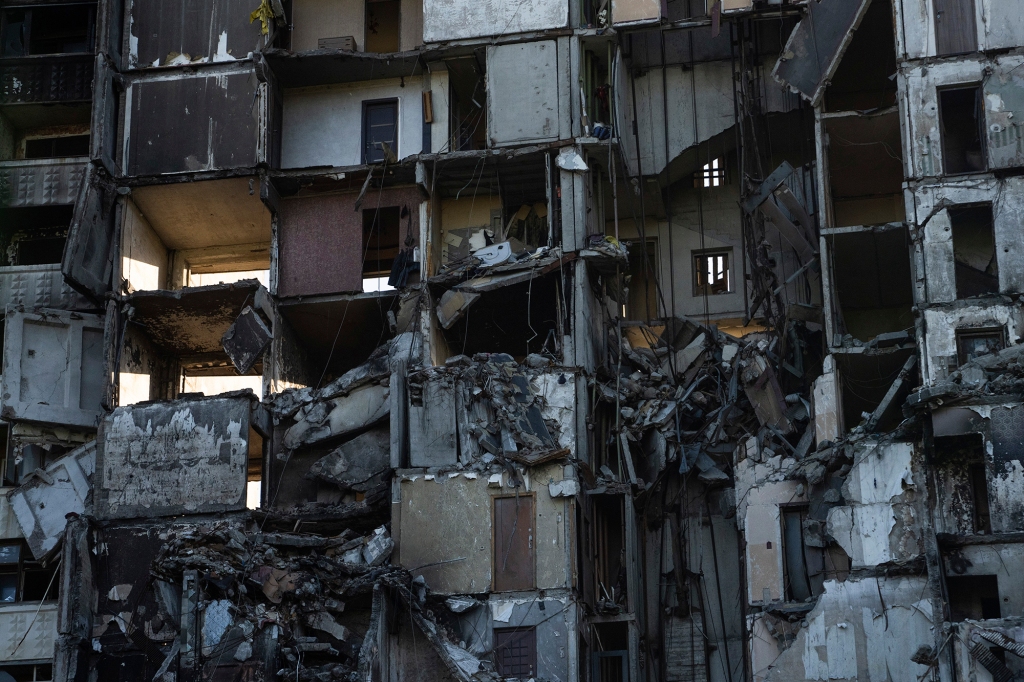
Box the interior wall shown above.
[291,0,364,52]
[281,77,425,168]
[120,199,168,293]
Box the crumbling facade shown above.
[3,0,1024,680]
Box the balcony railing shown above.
[0,54,93,105]
[0,157,87,207]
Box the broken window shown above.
[969,462,991,534]
[0,4,96,56]
[0,205,72,267]
[494,627,537,678]
[591,495,625,606]
[493,495,535,592]
[2,441,72,488]
[625,240,658,320]
[447,58,486,151]
[946,574,1000,621]
[697,157,725,188]
[780,505,825,602]
[592,622,629,682]
[23,134,90,159]
[364,0,400,53]
[363,99,399,163]
[934,0,977,56]
[951,204,998,298]
[0,541,58,603]
[956,327,1005,366]
[0,663,53,681]
[940,86,986,175]
[693,249,732,297]
[363,206,402,290]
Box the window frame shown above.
[0,540,58,605]
[938,84,987,176]
[692,248,733,297]
[955,326,1006,367]
[361,98,400,165]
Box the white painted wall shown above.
[921,304,1023,385]
[281,77,425,168]
[422,0,567,42]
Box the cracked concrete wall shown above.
[421,0,567,43]
[393,465,573,595]
[910,176,1024,306]
[95,395,253,520]
[920,303,1023,385]
[902,55,1024,179]
[826,441,922,569]
[755,577,935,681]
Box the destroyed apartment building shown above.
[4,0,1024,679]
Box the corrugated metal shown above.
[9,441,96,560]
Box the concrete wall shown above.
[281,77,425,168]
[920,303,1023,385]
[894,0,1024,59]
[422,0,567,43]
[901,55,1024,179]
[393,465,574,594]
[291,0,423,52]
[120,198,168,293]
[754,577,935,682]
[95,395,254,520]
[911,176,1024,304]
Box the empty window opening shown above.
[23,134,90,159]
[0,663,53,681]
[362,206,402,290]
[951,204,998,298]
[829,227,913,342]
[363,99,399,163]
[934,0,978,57]
[0,205,73,267]
[447,58,486,152]
[187,269,270,288]
[625,240,658,321]
[181,373,264,399]
[0,4,96,56]
[591,496,625,606]
[824,0,898,112]
[592,623,629,682]
[698,158,725,188]
[946,574,1000,621]
[693,249,732,297]
[836,349,917,434]
[246,480,262,509]
[956,327,1005,367]
[940,86,986,175]
[969,462,991,534]
[825,112,905,227]
[494,627,537,678]
[493,495,535,592]
[781,505,825,602]
[364,0,400,53]
[0,541,59,603]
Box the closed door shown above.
[493,495,535,591]
[934,0,977,56]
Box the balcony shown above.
[0,157,87,207]
[0,602,57,661]
[0,54,93,105]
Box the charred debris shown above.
[6,0,1024,680]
